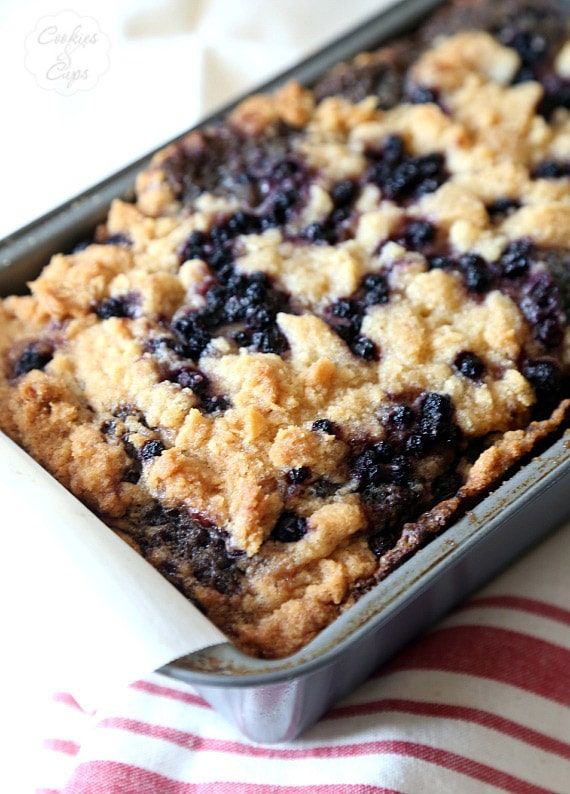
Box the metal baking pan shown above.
[2,0,569,743]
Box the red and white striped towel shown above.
[38,520,570,794]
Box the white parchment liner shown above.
[0,430,227,709]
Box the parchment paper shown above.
[0,430,227,710]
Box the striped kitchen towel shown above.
[38,520,570,794]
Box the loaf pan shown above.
[1,0,569,743]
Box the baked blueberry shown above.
[286,467,311,484]
[13,344,53,377]
[458,253,492,293]
[270,511,308,542]
[311,418,339,436]
[532,160,570,179]
[95,296,132,320]
[140,439,165,460]
[454,351,485,380]
[487,197,521,221]
[365,136,447,202]
[522,358,561,396]
[499,239,532,278]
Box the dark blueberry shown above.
[401,220,436,250]
[330,180,357,208]
[329,206,351,228]
[520,273,565,348]
[200,395,231,414]
[328,296,364,345]
[209,223,232,246]
[311,418,339,436]
[382,134,405,165]
[140,439,165,460]
[352,448,382,487]
[332,298,360,320]
[487,197,521,221]
[310,478,340,498]
[428,254,454,270]
[259,215,277,232]
[222,295,245,323]
[144,337,169,355]
[380,160,418,201]
[361,273,389,307]
[13,344,53,377]
[499,239,532,278]
[418,392,453,441]
[101,419,116,435]
[302,221,333,244]
[169,366,209,395]
[372,440,393,461]
[246,306,273,330]
[432,470,463,501]
[366,138,447,202]
[103,233,131,247]
[512,65,536,85]
[214,262,237,285]
[271,190,296,223]
[204,285,227,313]
[233,329,252,347]
[538,76,570,120]
[334,324,354,344]
[248,270,270,287]
[350,335,378,361]
[286,467,310,484]
[505,29,547,68]
[171,315,212,359]
[415,153,447,191]
[532,160,570,179]
[272,158,300,181]
[458,253,491,293]
[243,279,267,305]
[540,248,570,317]
[453,351,485,380]
[405,434,427,457]
[180,230,208,263]
[122,468,141,484]
[390,404,415,429]
[522,358,561,396]
[406,85,439,105]
[114,405,146,424]
[388,455,411,485]
[270,511,308,543]
[537,317,564,348]
[250,326,289,355]
[368,531,398,558]
[96,296,131,320]
[208,246,234,271]
[352,441,399,487]
[227,211,258,236]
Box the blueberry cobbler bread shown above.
[1,0,570,657]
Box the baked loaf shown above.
[1,0,569,657]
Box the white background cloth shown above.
[1,1,569,792]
